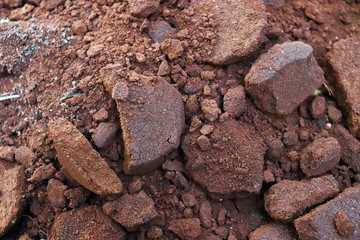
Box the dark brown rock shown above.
[49,206,125,240]
[101,68,185,175]
[48,118,123,195]
[294,185,360,240]
[328,38,360,136]
[182,119,266,196]
[300,137,341,176]
[223,86,247,118]
[91,122,120,149]
[331,124,360,173]
[249,222,297,240]
[264,175,339,222]
[64,187,86,209]
[245,41,325,116]
[128,0,160,18]
[0,161,26,238]
[168,218,202,240]
[178,0,267,65]
[102,191,158,231]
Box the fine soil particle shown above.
[0,161,26,238]
[328,38,360,137]
[294,185,360,240]
[249,222,297,240]
[101,67,185,175]
[182,119,266,197]
[245,41,325,117]
[48,118,123,195]
[49,205,126,240]
[264,175,339,222]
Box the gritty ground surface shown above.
[0,0,360,239]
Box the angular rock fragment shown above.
[328,38,360,136]
[245,41,325,116]
[264,175,339,222]
[0,161,26,237]
[102,191,157,231]
[249,222,297,240]
[49,206,125,240]
[300,137,341,176]
[128,0,160,18]
[200,99,221,122]
[91,122,120,149]
[331,124,360,173]
[177,0,267,65]
[48,118,123,195]
[182,119,266,196]
[294,185,360,240]
[223,86,247,118]
[168,218,202,240]
[101,67,185,175]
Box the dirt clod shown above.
[300,137,341,177]
[48,118,123,195]
[49,206,126,240]
[245,41,325,116]
[168,218,202,240]
[264,175,339,222]
[102,190,158,231]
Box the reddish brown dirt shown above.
[0,0,360,240]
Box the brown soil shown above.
[0,0,360,240]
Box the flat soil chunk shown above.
[300,137,341,176]
[49,205,125,240]
[102,190,157,231]
[101,67,185,175]
[328,38,360,136]
[48,118,123,195]
[177,0,267,65]
[182,119,266,196]
[0,161,26,238]
[249,222,297,240]
[245,41,325,116]
[294,185,360,240]
[264,175,339,222]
